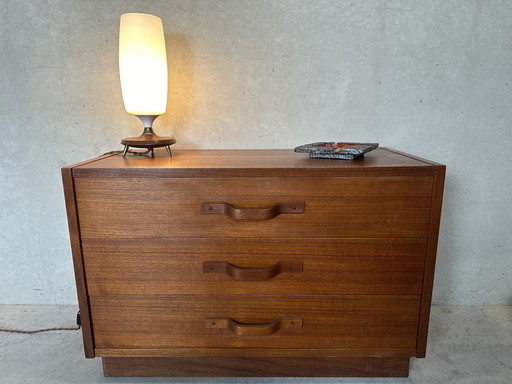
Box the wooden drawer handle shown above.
[206,317,303,336]
[200,202,305,220]
[203,261,303,281]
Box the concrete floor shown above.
[0,306,510,384]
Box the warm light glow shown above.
[119,13,168,115]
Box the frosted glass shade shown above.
[119,13,168,116]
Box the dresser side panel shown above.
[61,167,95,358]
[416,164,446,357]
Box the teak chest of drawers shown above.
[62,148,445,377]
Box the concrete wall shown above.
[1,0,511,305]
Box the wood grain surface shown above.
[417,163,446,356]
[75,176,432,239]
[62,148,445,377]
[90,295,420,350]
[72,148,435,178]
[102,356,410,377]
[83,238,426,295]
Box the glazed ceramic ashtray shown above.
[294,142,379,160]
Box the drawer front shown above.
[83,238,426,295]
[90,295,420,350]
[75,176,433,239]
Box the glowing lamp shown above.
[119,13,176,156]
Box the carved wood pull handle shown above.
[203,261,303,281]
[200,202,305,220]
[206,317,303,336]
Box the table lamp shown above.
[119,13,176,157]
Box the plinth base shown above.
[102,357,410,377]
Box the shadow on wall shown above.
[157,34,194,148]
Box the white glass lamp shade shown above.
[119,13,168,116]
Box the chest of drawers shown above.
[62,148,445,377]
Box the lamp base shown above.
[121,127,176,157]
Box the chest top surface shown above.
[68,148,441,178]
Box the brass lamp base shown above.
[121,127,176,157]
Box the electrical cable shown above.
[0,326,80,334]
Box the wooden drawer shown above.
[83,238,426,295]
[75,176,433,239]
[90,295,420,351]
